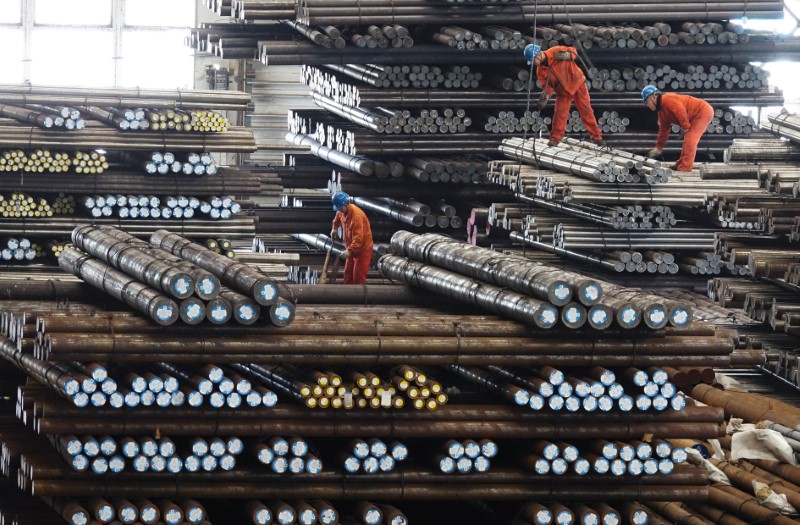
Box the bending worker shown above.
[330,191,373,285]
[642,85,714,172]
[524,43,605,148]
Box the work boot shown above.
[547,138,559,147]
[592,138,607,148]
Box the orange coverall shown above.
[332,203,373,285]
[536,46,602,143]
[655,93,714,172]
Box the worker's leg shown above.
[675,104,714,171]
[350,248,373,285]
[573,84,603,142]
[549,90,572,143]
[342,257,356,284]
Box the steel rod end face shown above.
[513,388,531,405]
[180,298,206,325]
[529,394,545,411]
[195,275,220,300]
[670,394,686,411]
[643,303,667,329]
[549,281,572,306]
[270,299,295,327]
[152,299,179,326]
[668,304,693,327]
[579,281,603,305]
[561,302,587,329]
[631,510,648,525]
[615,304,641,329]
[603,512,621,525]
[588,304,613,330]
[534,508,552,525]
[171,273,195,299]
[206,298,232,324]
[535,305,559,329]
[556,510,573,525]
[256,280,279,305]
[234,301,260,325]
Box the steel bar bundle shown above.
[724,137,800,162]
[0,217,257,238]
[435,438,497,474]
[311,92,470,135]
[501,137,671,184]
[588,63,768,92]
[294,0,782,26]
[58,246,180,326]
[378,253,560,329]
[0,84,251,111]
[0,168,263,196]
[150,230,296,327]
[342,438,408,474]
[390,230,597,306]
[767,110,800,145]
[304,64,481,90]
[311,83,784,108]
[253,435,323,474]
[0,149,107,174]
[0,124,256,152]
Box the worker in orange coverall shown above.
[642,85,714,172]
[524,43,605,148]
[330,191,373,285]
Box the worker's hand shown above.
[537,93,551,111]
[646,148,662,159]
[339,249,351,260]
[330,229,338,240]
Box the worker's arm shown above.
[331,211,343,237]
[654,113,671,150]
[536,65,556,97]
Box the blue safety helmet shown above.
[523,43,541,64]
[332,191,350,211]
[641,85,660,104]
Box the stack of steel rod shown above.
[382,230,695,329]
[0,167,264,196]
[305,77,784,109]
[294,1,782,26]
[588,63,769,92]
[501,137,672,183]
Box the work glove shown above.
[339,249,351,260]
[330,229,338,240]
[537,93,551,111]
[646,148,662,159]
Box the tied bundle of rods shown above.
[237,364,448,410]
[448,365,686,413]
[58,226,295,327]
[254,436,324,475]
[48,497,208,525]
[342,438,409,474]
[45,362,279,410]
[0,149,107,173]
[520,438,686,477]
[55,434,244,475]
[80,194,241,221]
[0,237,44,262]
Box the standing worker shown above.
[524,43,606,148]
[641,85,714,172]
[330,191,373,285]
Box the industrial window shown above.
[0,0,22,24]
[126,0,195,28]
[121,29,194,89]
[0,28,24,82]
[35,0,112,25]
[1,0,196,88]
[31,28,115,86]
